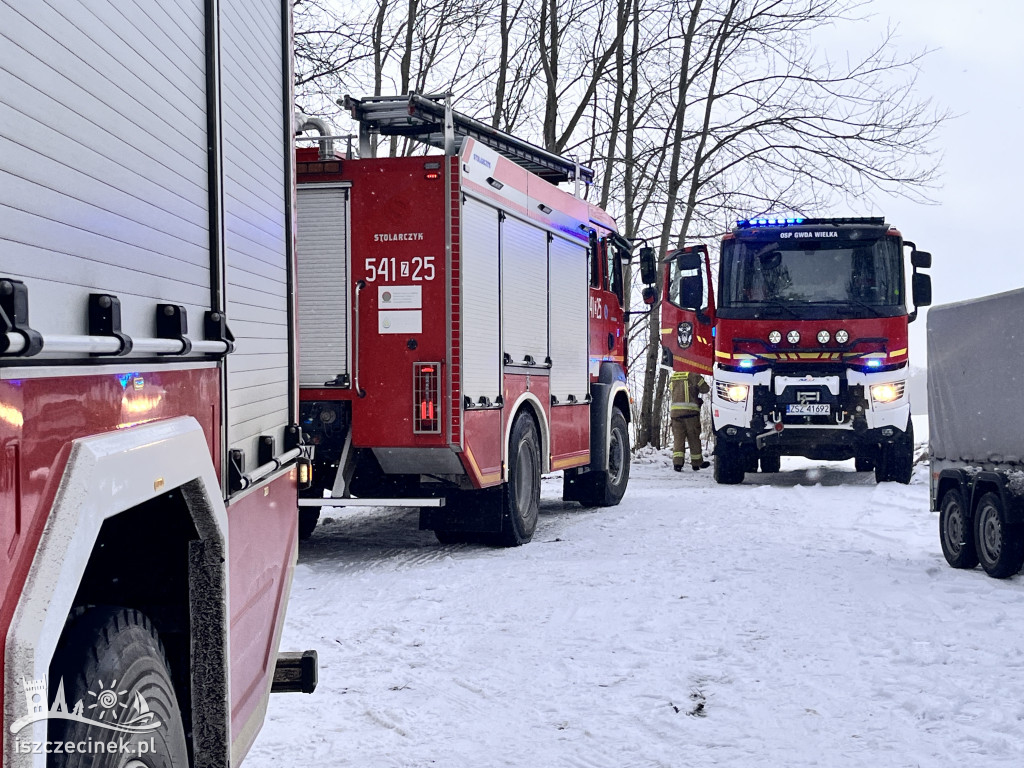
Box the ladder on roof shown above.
[341,92,594,186]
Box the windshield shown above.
[718,235,904,317]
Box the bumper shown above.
[711,363,912,459]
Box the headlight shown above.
[716,381,750,403]
[835,329,849,344]
[768,330,782,344]
[870,382,906,404]
[787,330,800,344]
[817,330,830,344]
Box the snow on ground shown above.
[247,443,1024,767]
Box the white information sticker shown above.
[378,285,422,309]
[379,309,422,334]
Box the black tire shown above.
[48,607,189,768]
[854,456,874,472]
[576,409,630,507]
[434,528,477,545]
[298,508,321,540]
[973,492,1024,579]
[714,441,745,485]
[494,413,541,547]
[939,487,978,570]
[876,421,914,484]
[759,452,781,474]
[744,450,759,474]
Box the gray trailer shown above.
[928,288,1024,578]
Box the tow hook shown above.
[271,650,319,694]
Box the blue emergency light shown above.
[866,359,882,369]
[737,217,805,227]
[739,359,754,369]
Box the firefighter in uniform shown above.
[670,370,710,471]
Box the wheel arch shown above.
[4,417,229,768]
[503,393,550,477]
[935,469,969,515]
[971,471,1024,525]
[589,363,630,472]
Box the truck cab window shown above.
[589,231,602,288]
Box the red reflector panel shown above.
[413,362,442,434]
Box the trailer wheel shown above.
[48,607,189,768]
[298,508,321,540]
[576,408,630,507]
[714,441,745,485]
[759,451,781,474]
[973,492,1024,579]
[494,413,541,547]
[939,487,978,570]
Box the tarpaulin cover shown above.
[927,287,1024,464]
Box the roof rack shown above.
[340,92,594,186]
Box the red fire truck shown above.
[1,2,314,766]
[661,217,931,485]
[294,94,657,546]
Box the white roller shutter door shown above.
[548,235,589,401]
[460,198,501,403]
[220,0,290,459]
[0,0,210,335]
[296,186,350,387]
[501,216,548,367]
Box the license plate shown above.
[786,404,831,416]
[299,444,316,460]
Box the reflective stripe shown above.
[691,453,702,461]
[672,451,685,458]
[671,404,700,411]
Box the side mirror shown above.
[680,274,703,311]
[639,247,658,285]
[641,286,658,305]
[676,252,703,271]
[912,272,932,307]
[911,250,931,269]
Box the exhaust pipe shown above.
[294,113,335,161]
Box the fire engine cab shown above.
[661,217,931,485]
[294,93,655,546]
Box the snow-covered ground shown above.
[247,435,1023,767]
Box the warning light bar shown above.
[736,216,886,229]
[738,217,805,227]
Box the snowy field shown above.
[248,433,1023,767]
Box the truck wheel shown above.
[575,409,630,507]
[875,428,913,484]
[759,452,781,473]
[854,456,874,472]
[48,607,189,768]
[494,413,541,547]
[974,492,1024,578]
[939,487,978,569]
[714,441,745,485]
[298,508,321,540]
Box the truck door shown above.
[661,244,715,375]
[588,234,626,372]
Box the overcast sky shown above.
[863,0,1024,360]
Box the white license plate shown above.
[299,444,316,460]
[786,404,831,416]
